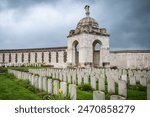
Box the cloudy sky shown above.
[0,0,150,50]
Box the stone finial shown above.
[84,5,90,17]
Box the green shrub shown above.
[128,84,146,91]
[78,84,93,91]
[43,94,70,100]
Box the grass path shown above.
[0,73,41,100]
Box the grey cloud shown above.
[0,0,150,50]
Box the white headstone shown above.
[38,76,43,90]
[91,76,96,90]
[140,76,147,87]
[129,76,136,85]
[93,91,105,100]
[110,95,126,100]
[118,80,127,98]
[48,79,52,94]
[69,84,76,100]
[60,82,67,96]
[77,74,82,85]
[53,80,59,95]
[43,77,48,92]
[147,81,150,100]
[107,78,115,94]
[98,77,105,91]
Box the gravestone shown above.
[140,76,147,87]
[110,95,126,100]
[84,75,89,84]
[98,77,105,91]
[60,82,67,96]
[91,76,96,90]
[121,75,127,82]
[69,84,76,100]
[107,78,115,94]
[93,91,105,100]
[53,80,59,95]
[48,79,52,94]
[118,80,127,98]
[67,73,71,83]
[147,80,150,100]
[77,74,82,85]
[38,76,43,90]
[72,72,76,84]
[129,76,136,85]
[43,77,48,92]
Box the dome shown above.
[76,16,99,30]
[67,5,109,37]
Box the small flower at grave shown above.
[58,88,63,94]
[53,83,56,87]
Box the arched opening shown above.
[72,40,79,66]
[93,40,101,67]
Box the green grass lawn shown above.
[0,73,42,100]
[77,83,147,100]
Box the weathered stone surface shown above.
[129,76,136,85]
[60,82,67,96]
[93,91,105,100]
[91,76,96,90]
[48,79,52,94]
[98,77,105,91]
[53,80,59,95]
[147,81,150,100]
[110,95,126,100]
[69,84,76,100]
[107,78,115,94]
[140,76,147,87]
[43,77,48,92]
[118,80,127,98]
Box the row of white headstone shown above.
[8,69,76,100]
[29,68,149,87]
[28,68,129,99]
[8,68,150,100]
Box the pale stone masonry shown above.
[0,5,150,68]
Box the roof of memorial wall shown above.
[0,46,67,53]
[110,50,150,53]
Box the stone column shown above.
[93,91,105,100]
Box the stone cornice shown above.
[0,46,67,53]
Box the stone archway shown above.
[92,40,102,67]
[72,40,79,66]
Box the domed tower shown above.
[67,5,110,67]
